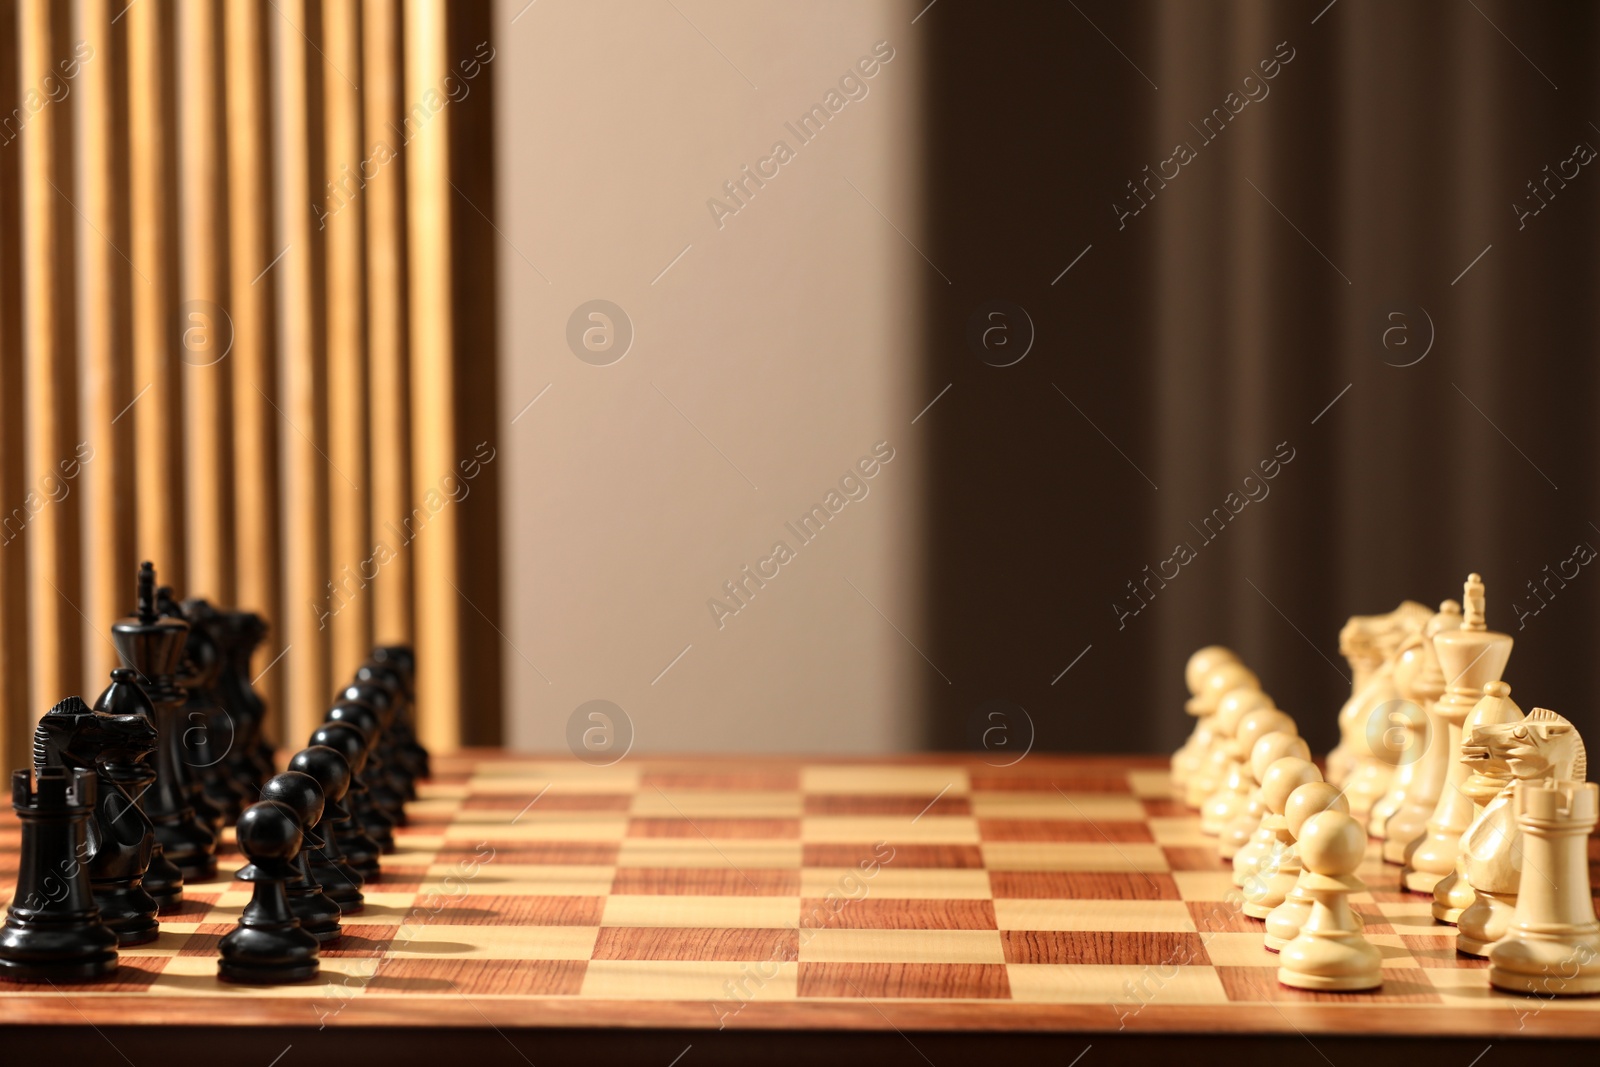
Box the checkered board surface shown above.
[0,753,1597,1036]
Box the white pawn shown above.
[1173,647,1240,791]
[1201,707,1294,835]
[1220,730,1309,862]
[1188,686,1273,809]
[1278,810,1383,992]
[1264,782,1360,951]
[1174,659,1259,796]
[1243,757,1323,918]
[1234,745,1313,887]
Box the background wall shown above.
[494,0,926,753]
[919,0,1600,758]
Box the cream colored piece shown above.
[1173,659,1259,797]
[1242,757,1322,919]
[1456,707,1587,956]
[1233,739,1313,885]
[1431,681,1524,924]
[1327,601,1431,786]
[1186,685,1272,810]
[1201,706,1294,835]
[1265,782,1355,951]
[1488,780,1600,995]
[1220,731,1309,862]
[1370,609,1456,839]
[1277,810,1383,992]
[1404,574,1513,893]
[1339,661,1402,824]
[1382,600,1462,861]
[1173,646,1240,791]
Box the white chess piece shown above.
[1188,686,1273,810]
[1405,574,1513,894]
[1175,661,1260,801]
[1242,757,1322,919]
[1327,601,1431,786]
[1265,782,1358,951]
[1277,810,1383,991]
[1457,707,1586,956]
[1173,647,1240,791]
[1220,731,1309,863]
[1382,600,1462,863]
[1201,707,1294,836]
[1431,681,1524,924]
[1488,780,1600,995]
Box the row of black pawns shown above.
[0,561,428,985]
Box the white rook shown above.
[1488,780,1600,995]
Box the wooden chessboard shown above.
[1,752,1598,1061]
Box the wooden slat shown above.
[0,0,29,770]
[20,0,82,715]
[278,0,330,746]
[323,0,371,685]
[178,0,234,605]
[79,0,135,695]
[127,0,185,591]
[404,0,459,752]
[363,0,412,649]
[223,0,282,722]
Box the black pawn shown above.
[217,801,319,984]
[365,647,428,780]
[258,772,341,943]
[324,700,398,850]
[308,723,382,880]
[111,562,217,881]
[287,746,365,914]
[339,681,411,817]
[0,768,120,982]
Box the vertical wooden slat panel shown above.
[224,0,282,723]
[364,0,411,651]
[80,0,134,693]
[324,0,371,685]
[405,0,459,751]
[127,0,185,592]
[20,0,82,714]
[446,0,500,747]
[0,0,29,769]
[279,0,330,744]
[179,0,234,604]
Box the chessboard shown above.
[2,752,1598,1062]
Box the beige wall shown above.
[494,0,925,753]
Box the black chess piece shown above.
[287,746,365,914]
[111,562,218,882]
[258,772,341,943]
[366,647,428,780]
[156,587,227,836]
[218,610,276,791]
[324,700,399,850]
[307,723,382,880]
[96,668,184,909]
[174,598,253,827]
[217,801,320,984]
[34,685,160,945]
[0,768,120,982]
[340,679,412,815]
